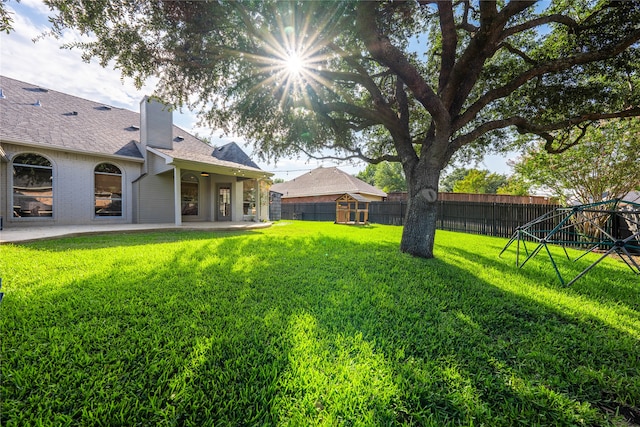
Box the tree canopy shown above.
[9,0,640,258]
[357,162,407,193]
[511,118,640,204]
[452,169,508,194]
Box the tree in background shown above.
[439,167,472,192]
[511,118,640,240]
[374,162,407,193]
[358,162,406,193]
[356,164,377,187]
[14,1,640,258]
[441,167,529,195]
[495,177,530,196]
[511,118,640,205]
[452,169,508,194]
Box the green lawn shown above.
[1,221,638,426]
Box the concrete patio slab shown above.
[0,222,271,244]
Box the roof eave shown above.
[147,146,272,179]
[1,138,145,163]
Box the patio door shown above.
[217,184,231,221]
[181,173,199,218]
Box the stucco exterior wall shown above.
[134,170,175,223]
[2,143,142,227]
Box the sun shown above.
[245,4,341,108]
[285,51,305,77]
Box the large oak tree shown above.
[12,0,639,258]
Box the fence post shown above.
[492,203,496,237]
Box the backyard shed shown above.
[335,193,371,224]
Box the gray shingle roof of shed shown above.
[270,166,387,198]
[0,75,266,174]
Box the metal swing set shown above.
[499,199,640,286]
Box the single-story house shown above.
[270,166,386,203]
[0,75,272,229]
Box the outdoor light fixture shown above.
[200,172,209,177]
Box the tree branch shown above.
[291,142,400,164]
[454,28,640,131]
[457,0,479,33]
[501,14,578,40]
[440,0,535,117]
[355,1,450,129]
[498,42,536,65]
[437,1,457,93]
[448,107,640,157]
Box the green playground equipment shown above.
[499,199,640,286]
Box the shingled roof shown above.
[0,75,266,176]
[271,166,387,199]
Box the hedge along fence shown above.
[280,201,564,239]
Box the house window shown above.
[243,179,258,217]
[95,163,122,217]
[181,173,199,216]
[12,153,53,218]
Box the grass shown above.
[1,221,638,426]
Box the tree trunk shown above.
[400,166,441,258]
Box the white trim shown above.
[146,146,174,164]
[1,138,145,163]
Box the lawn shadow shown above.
[453,243,640,324]
[2,229,639,425]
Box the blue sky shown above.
[1,0,515,180]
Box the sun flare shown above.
[245,3,342,109]
[285,51,305,77]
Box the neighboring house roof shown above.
[212,142,260,169]
[337,193,373,203]
[271,166,387,199]
[0,75,267,176]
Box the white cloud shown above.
[17,0,52,16]
[1,1,155,109]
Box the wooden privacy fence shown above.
[279,200,637,246]
[280,201,565,239]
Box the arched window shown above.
[12,153,53,218]
[95,163,122,217]
[181,173,199,216]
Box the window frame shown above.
[11,153,54,220]
[94,162,123,218]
